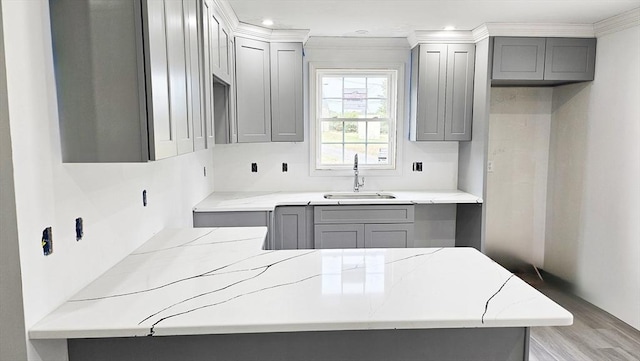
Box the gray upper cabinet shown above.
[49,0,208,162]
[409,44,475,142]
[270,43,304,142]
[544,38,596,81]
[445,44,475,141]
[492,37,546,80]
[234,37,303,143]
[235,37,272,143]
[492,37,596,85]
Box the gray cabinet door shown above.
[492,37,546,80]
[544,38,596,81]
[145,0,176,160]
[274,207,306,250]
[235,37,271,143]
[364,224,414,248]
[166,0,193,155]
[201,0,215,148]
[314,224,365,249]
[270,43,303,142]
[412,44,447,141]
[445,44,475,141]
[184,0,205,151]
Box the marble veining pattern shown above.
[30,227,572,339]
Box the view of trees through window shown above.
[317,71,396,168]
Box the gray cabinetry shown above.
[492,37,596,85]
[315,224,364,249]
[49,0,208,162]
[273,206,313,250]
[364,224,414,248]
[492,37,546,80]
[544,38,596,81]
[314,205,415,249]
[235,37,272,143]
[410,44,475,142]
[234,38,303,143]
[270,43,304,142]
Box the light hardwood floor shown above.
[522,273,640,361]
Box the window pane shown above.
[345,144,366,163]
[321,121,343,143]
[343,77,366,118]
[344,77,366,90]
[366,121,389,143]
[366,99,388,118]
[321,144,343,165]
[344,121,366,142]
[322,77,342,98]
[367,77,387,98]
[365,144,389,165]
[321,99,342,118]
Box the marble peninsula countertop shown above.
[30,227,572,339]
[193,190,483,212]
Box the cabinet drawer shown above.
[314,205,414,224]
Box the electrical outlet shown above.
[75,217,83,241]
[413,162,423,172]
[42,227,53,256]
[251,163,258,172]
[487,161,494,173]
[143,190,148,207]
[282,163,288,172]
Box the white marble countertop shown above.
[193,190,483,212]
[30,227,572,339]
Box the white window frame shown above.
[309,62,404,176]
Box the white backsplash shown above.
[212,141,459,192]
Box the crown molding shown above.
[472,25,490,42]
[234,23,310,43]
[305,37,410,50]
[211,0,239,30]
[479,23,595,38]
[212,0,309,43]
[594,7,640,37]
[407,30,476,47]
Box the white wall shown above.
[1,1,216,359]
[213,37,459,192]
[545,24,640,330]
[486,88,552,268]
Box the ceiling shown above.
[226,0,640,37]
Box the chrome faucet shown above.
[353,154,365,192]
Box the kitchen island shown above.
[30,227,572,361]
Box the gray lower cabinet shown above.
[273,206,313,250]
[492,37,596,85]
[409,44,475,142]
[314,224,365,249]
[314,205,415,249]
[364,224,414,248]
[234,38,303,143]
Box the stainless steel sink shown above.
[323,192,396,200]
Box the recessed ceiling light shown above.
[443,26,456,31]
[262,19,274,26]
